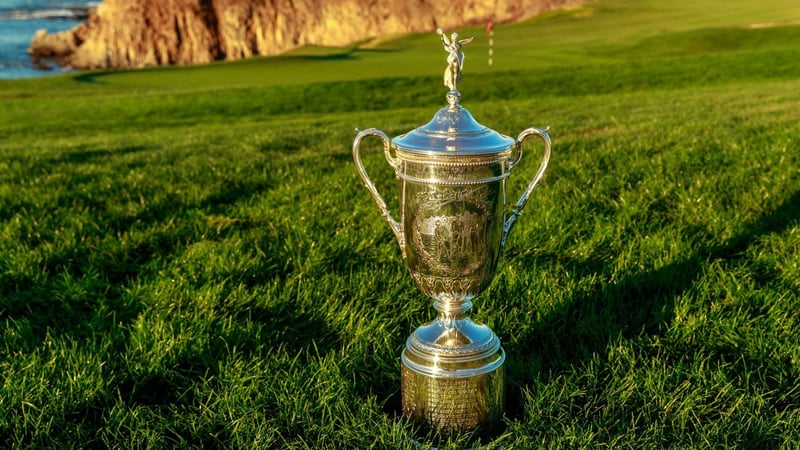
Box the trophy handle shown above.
[353,128,406,255]
[501,126,551,251]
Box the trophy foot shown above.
[401,299,505,437]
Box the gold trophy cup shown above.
[353,29,551,435]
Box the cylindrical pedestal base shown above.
[401,351,505,435]
[400,309,505,436]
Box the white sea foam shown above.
[0,2,99,21]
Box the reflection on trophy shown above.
[353,29,551,437]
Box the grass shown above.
[2,0,800,447]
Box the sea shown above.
[0,0,99,79]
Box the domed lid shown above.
[391,29,515,157]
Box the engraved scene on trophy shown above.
[408,184,503,300]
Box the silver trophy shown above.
[353,29,551,435]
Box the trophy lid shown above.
[392,104,515,156]
[391,29,515,157]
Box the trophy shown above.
[352,28,551,435]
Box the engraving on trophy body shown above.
[401,363,504,435]
[409,184,496,298]
[401,159,506,301]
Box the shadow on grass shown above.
[1,144,151,169]
[295,52,357,61]
[503,188,800,420]
[69,45,387,85]
[49,145,151,166]
[0,151,289,444]
[0,156,277,344]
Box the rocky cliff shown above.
[29,0,586,70]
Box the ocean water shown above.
[0,0,98,79]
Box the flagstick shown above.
[488,29,494,67]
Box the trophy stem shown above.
[433,297,472,317]
[401,295,505,437]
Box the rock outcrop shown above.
[29,0,586,70]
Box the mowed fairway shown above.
[2,0,800,448]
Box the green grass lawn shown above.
[2,0,800,448]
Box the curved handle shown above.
[501,126,551,251]
[353,128,406,255]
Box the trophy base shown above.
[400,309,505,437]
